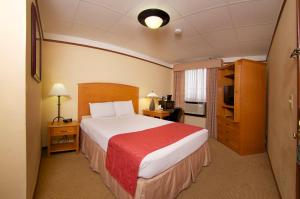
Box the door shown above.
[297,0,300,198]
[267,0,298,199]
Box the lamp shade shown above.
[147,91,159,98]
[49,83,69,96]
[145,16,163,29]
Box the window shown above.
[185,68,206,102]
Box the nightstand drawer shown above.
[143,110,154,117]
[51,126,77,136]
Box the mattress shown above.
[80,114,208,178]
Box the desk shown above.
[142,109,170,119]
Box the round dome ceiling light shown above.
[138,9,170,29]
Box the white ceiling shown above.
[39,0,283,64]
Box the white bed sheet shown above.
[80,114,208,178]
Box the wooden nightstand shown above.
[47,121,80,156]
[142,109,170,119]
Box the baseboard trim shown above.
[32,147,46,198]
[267,152,283,199]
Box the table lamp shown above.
[147,91,158,111]
[49,83,69,123]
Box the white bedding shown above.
[80,114,208,178]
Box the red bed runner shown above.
[105,122,203,196]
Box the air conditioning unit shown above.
[184,101,206,116]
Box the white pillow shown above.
[89,102,116,118]
[113,100,135,116]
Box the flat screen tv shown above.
[224,85,234,106]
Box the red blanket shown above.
[106,122,202,196]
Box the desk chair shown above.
[164,107,183,122]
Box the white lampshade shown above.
[145,16,163,29]
[147,91,159,98]
[49,83,69,96]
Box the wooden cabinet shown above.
[47,121,80,156]
[217,59,266,155]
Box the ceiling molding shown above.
[173,55,267,65]
[43,33,173,68]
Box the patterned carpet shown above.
[34,139,280,199]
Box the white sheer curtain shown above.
[184,68,207,102]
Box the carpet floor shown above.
[34,139,280,199]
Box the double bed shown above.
[78,83,211,199]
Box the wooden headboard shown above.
[78,83,139,121]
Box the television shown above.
[224,85,234,106]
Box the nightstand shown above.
[47,121,80,156]
[142,109,170,119]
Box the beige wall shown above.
[41,41,172,146]
[26,1,43,198]
[184,115,206,128]
[267,0,297,198]
[0,1,27,199]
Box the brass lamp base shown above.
[52,116,65,124]
[52,95,64,124]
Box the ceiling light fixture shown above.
[138,9,170,29]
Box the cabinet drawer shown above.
[223,126,240,141]
[219,116,240,136]
[217,129,226,140]
[218,134,229,146]
[218,134,240,153]
[227,138,240,152]
[51,126,77,136]
[217,122,224,136]
[217,122,240,152]
[217,127,228,143]
[223,120,240,130]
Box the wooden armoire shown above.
[217,59,266,155]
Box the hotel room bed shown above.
[81,114,209,179]
[78,83,211,199]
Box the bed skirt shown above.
[81,130,211,199]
